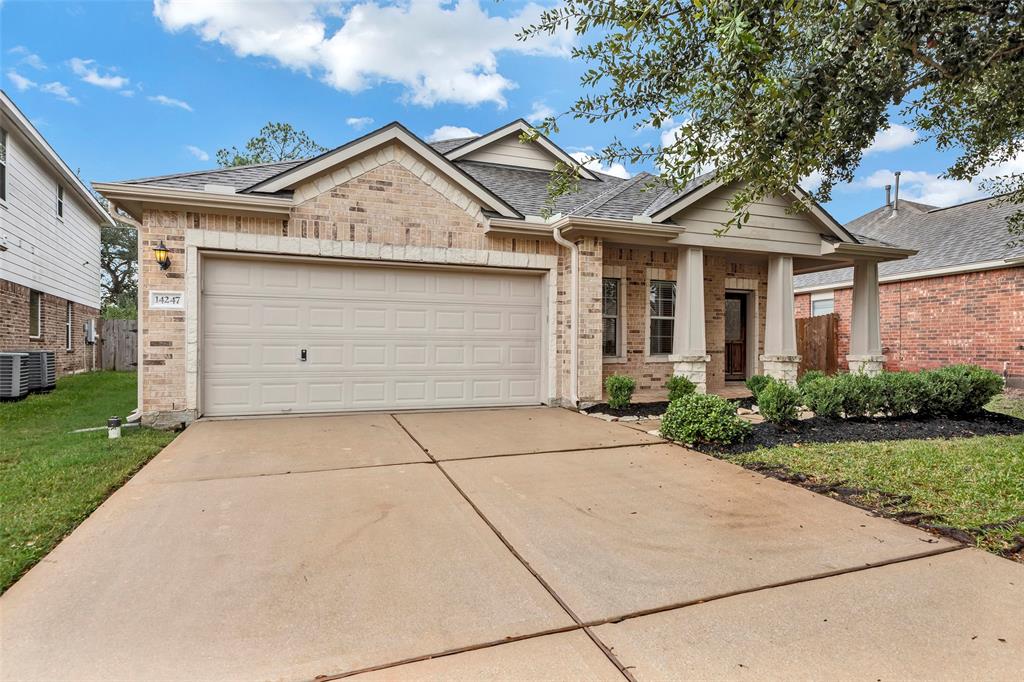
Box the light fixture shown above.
[153,240,171,270]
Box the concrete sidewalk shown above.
[1,408,1020,681]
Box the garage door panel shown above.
[202,258,546,416]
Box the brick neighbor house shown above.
[795,194,1024,387]
[95,120,915,427]
[1,91,113,376]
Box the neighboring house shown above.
[0,91,112,376]
[795,194,1024,387]
[95,119,913,427]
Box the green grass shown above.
[731,434,1024,555]
[987,392,1024,420]
[0,372,176,593]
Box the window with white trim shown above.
[0,127,7,202]
[649,280,675,355]
[811,291,835,316]
[57,185,64,218]
[602,278,620,357]
[29,290,42,337]
[66,301,73,350]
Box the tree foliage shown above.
[520,0,1024,242]
[216,122,328,167]
[94,193,139,318]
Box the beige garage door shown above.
[201,257,546,417]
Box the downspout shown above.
[551,225,579,407]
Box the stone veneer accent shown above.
[138,145,576,426]
[0,278,99,376]
[761,354,801,385]
[847,354,885,376]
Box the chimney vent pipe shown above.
[885,184,892,208]
[892,171,901,217]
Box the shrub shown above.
[876,371,928,417]
[835,372,884,418]
[802,375,843,418]
[665,375,697,401]
[921,365,1003,416]
[745,374,771,401]
[660,393,752,445]
[758,379,802,425]
[604,374,636,410]
[797,370,825,390]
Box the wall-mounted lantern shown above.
[153,240,171,270]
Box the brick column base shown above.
[847,354,885,376]
[671,354,711,394]
[760,354,800,386]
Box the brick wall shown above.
[600,248,768,395]
[138,154,570,422]
[796,266,1024,382]
[0,278,98,376]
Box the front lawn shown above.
[731,434,1024,558]
[0,372,176,593]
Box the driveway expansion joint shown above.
[389,414,637,682]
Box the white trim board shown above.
[794,259,1024,293]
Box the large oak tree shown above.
[521,0,1024,241]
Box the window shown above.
[29,290,42,337]
[66,302,73,350]
[0,127,7,202]
[57,185,64,218]
[649,280,675,355]
[811,291,835,316]
[602,278,620,357]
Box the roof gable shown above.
[244,122,521,219]
[444,119,600,181]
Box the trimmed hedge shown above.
[800,365,1002,419]
[758,378,802,425]
[604,374,636,410]
[665,375,697,401]
[660,393,752,445]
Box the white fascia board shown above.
[444,119,600,181]
[795,258,1024,293]
[824,241,918,261]
[245,124,519,218]
[2,91,115,226]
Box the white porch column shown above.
[670,246,710,393]
[760,255,800,385]
[847,259,885,375]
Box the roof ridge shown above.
[121,158,306,185]
[572,172,652,216]
[925,192,1011,213]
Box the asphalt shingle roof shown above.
[794,197,1024,289]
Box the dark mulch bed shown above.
[585,401,670,418]
[693,412,1024,455]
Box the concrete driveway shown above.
[2,408,1021,681]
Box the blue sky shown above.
[2,0,1007,222]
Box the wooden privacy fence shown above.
[796,313,839,376]
[99,319,138,371]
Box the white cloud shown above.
[426,125,479,142]
[526,100,554,124]
[855,155,1024,207]
[153,0,573,107]
[6,69,36,91]
[186,145,210,161]
[865,124,918,155]
[6,69,78,103]
[149,94,193,111]
[800,170,824,192]
[570,151,631,179]
[69,57,130,89]
[9,46,46,70]
[346,116,374,130]
[39,81,79,104]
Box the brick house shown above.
[95,120,914,427]
[795,194,1024,388]
[1,91,112,376]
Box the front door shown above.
[725,293,747,382]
